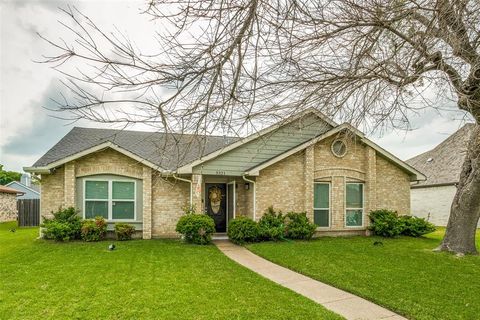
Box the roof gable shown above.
[183,110,335,175]
[245,123,426,181]
[5,181,40,195]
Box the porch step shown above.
[212,233,228,240]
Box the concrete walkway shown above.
[214,240,406,320]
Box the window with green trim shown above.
[313,183,330,227]
[84,180,136,220]
[345,183,363,227]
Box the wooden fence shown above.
[17,199,40,227]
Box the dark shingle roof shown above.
[406,124,475,187]
[32,127,239,171]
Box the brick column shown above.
[331,176,345,229]
[64,162,76,208]
[365,146,377,228]
[142,167,152,239]
[192,174,203,213]
[304,145,315,221]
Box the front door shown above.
[205,183,227,232]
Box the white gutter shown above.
[173,174,193,206]
[242,175,256,221]
[23,167,51,174]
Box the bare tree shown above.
[41,0,480,254]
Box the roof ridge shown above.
[72,126,240,139]
[407,123,474,162]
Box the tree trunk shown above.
[438,124,480,255]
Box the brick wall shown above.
[0,193,18,222]
[256,150,306,220]
[151,174,190,237]
[376,155,410,214]
[39,138,412,237]
[255,134,411,232]
[40,166,65,219]
[76,148,143,179]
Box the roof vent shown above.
[426,157,433,163]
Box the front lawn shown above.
[0,222,341,320]
[248,229,480,320]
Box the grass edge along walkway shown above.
[214,240,406,320]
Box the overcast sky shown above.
[0,0,473,173]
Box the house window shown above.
[84,180,136,220]
[345,183,363,227]
[331,140,347,157]
[313,183,330,227]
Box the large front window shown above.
[345,183,363,227]
[84,180,136,220]
[313,183,330,227]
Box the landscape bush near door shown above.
[258,207,286,241]
[227,216,259,244]
[227,207,317,243]
[176,213,216,245]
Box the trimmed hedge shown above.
[284,212,317,240]
[81,217,107,242]
[176,214,216,245]
[115,223,136,240]
[258,207,285,241]
[227,207,317,243]
[368,209,403,237]
[400,215,436,237]
[227,216,259,244]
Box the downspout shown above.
[242,175,256,221]
[173,173,193,207]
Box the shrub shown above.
[41,207,82,241]
[81,217,107,242]
[368,209,403,237]
[284,212,317,240]
[400,215,436,237]
[114,223,136,241]
[227,216,259,244]
[176,214,216,245]
[258,206,285,241]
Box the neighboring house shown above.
[6,174,40,200]
[24,109,425,239]
[406,124,476,226]
[0,185,25,222]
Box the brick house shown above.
[24,109,425,239]
[0,185,24,222]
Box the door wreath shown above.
[208,186,223,214]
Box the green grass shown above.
[0,222,341,320]
[248,229,480,320]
